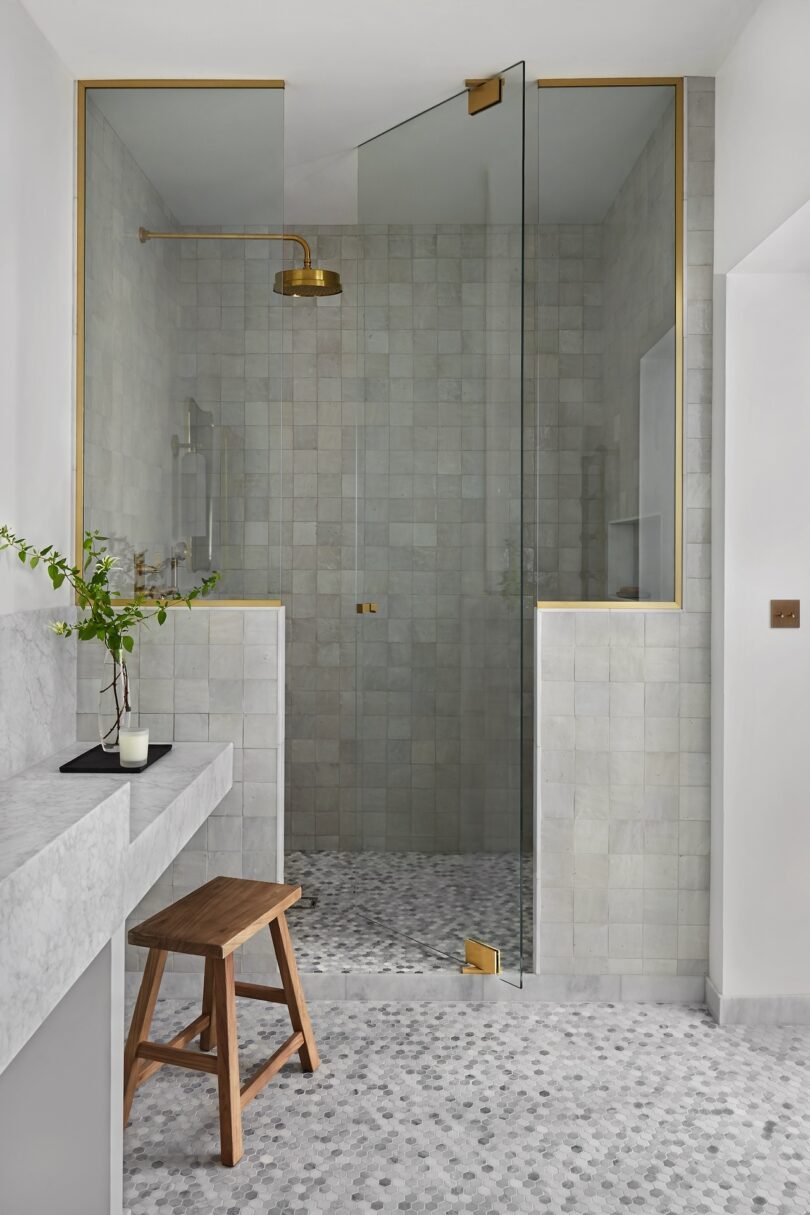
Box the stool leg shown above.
[213,954,243,1166]
[200,958,217,1051]
[123,947,167,1126]
[270,912,320,1073]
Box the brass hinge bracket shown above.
[461,937,501,975]
[465,76,503,116]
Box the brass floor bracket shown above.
[465,76,503,116]
[461,938,501,975]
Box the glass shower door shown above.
[355,63,529,983]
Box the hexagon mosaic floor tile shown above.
[285,850,531,974]
[124,999,810,1214]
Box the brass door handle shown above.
[356,602,378,614]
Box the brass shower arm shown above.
[138,228,312,268]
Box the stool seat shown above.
[124,875,319,1166]
[128,875,302,958]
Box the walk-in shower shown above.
[78,72,683,988]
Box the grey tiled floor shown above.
[124,999,810,1214]
[285,849,530,975]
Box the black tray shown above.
[59,743,172,774]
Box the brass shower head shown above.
[138,227,342,298]
[273,266,342,297]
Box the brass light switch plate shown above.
[771,599,800,628]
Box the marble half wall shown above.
[0,606,77,781]
[76,605,285,976]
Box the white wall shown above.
[715,0,810,274]
[717,272,810,997]
[712,0,810,1008]
[0,0,73,615]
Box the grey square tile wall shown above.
[77,607,285,975]
[279,223,525,856]
[535,79,713,983]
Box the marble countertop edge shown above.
[0,741,235,1077]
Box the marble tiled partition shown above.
[76,606,284,975]
[536,608,710,996]
[533,79,714,999]
[0,607,76,780]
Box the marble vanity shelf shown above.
[0,741,233,1076]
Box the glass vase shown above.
[98,647,132,752]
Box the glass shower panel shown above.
[81,84,284,600]
[356,64,528,982]
[535,82,680,605]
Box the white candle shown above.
[119,727,150,769]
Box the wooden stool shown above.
[124,876,319,1166]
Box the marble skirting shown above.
[706,977,810,1025]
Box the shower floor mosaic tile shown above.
[124,999,810,1215]
[284,850,531,974]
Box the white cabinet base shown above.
[0,928,124,1215]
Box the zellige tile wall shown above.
[275,223,524,855]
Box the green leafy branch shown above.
[0,525,220,656]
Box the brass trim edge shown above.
[537,600,680,611]
[538,77,681,87]
[75,83,87,578]
[80,79,284,89]
[111,599,283,609]
[674,77,685,611]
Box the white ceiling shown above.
[22,0,760,221]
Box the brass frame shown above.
[535,77,684,611]
[75,79,285,608]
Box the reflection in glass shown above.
[535,84,679,603]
